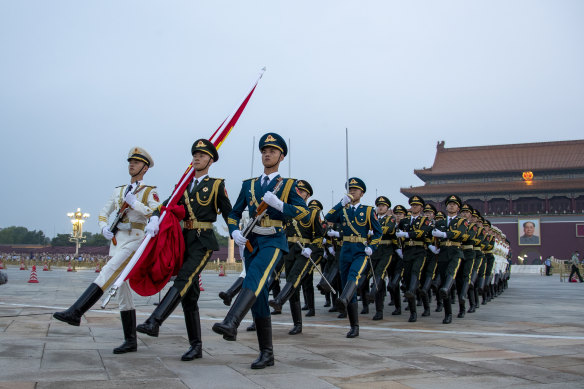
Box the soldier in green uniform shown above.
[430,211,446,313]
[468,210,485,313]
[364,196,396,320]
[387,204,407,315]
[136,139,232,361]
[268,180,323,335]
[481,221,496,305]
[431,195,468,324]
[300,199,326,317]
[418,203,438,317]
[395,196,433,323]
[319,221,344,316]
[455,203,478,318]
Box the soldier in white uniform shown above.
[53,147,160,354]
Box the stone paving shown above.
[1,267,583,388]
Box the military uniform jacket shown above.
[398,215,432,250]
[434,215,468,262]
[154,176,232,251]
[285,207,325,252]
[377,214,397,254]
[98,183,160,256]
[325,202,382,251]
[461,221,479,250]
[228,176,310,253]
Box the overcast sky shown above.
[1,1,583,238]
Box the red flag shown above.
[127,69,265,296]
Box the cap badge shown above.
[265,135,276,142]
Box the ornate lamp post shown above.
[67,208,90,257]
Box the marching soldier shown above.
[54,147,160,354]
[431,211,446,312]
[300,199,326,318]
[431,195,468,324]
[268,180,323,335]
[213,133,309,369]
[135,139,232,361]
[419,203,438,317]
[319,221,344,316]
[387,204,407,315]
[325,177,382,338]
[395,196,432,323]
[456,203,478,318]
[482,221,497,304]
[365,196,396,321]
[468,210,486,313]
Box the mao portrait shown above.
[518,219,540,246]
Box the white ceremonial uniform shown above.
[96,182,160,310]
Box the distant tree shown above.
[85,232,109,246]
[51,234,75,246]
[214,225,229,247]
[0,226,50,245]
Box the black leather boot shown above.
[53,283,103,326]
[113,309,137,354]
[367,277,381,303]
[421,290,431,317]
[247,322,256,332]
[305,287,315,317]
[324,292,331,307]
[467,286,476,313]
[288,300,302,335]
[404,274,419,300]
[346,302,359,338]
[473,285,480,309]
[268,282,294,312]
[181,309,202,361]
[419,275,432,303]
[407,296,417,322]
[328,292,339,312]
[439,275,454,301]
[251,316,274,369]
[301,287,309,310]
[212,288,256,340]
[442,296,453,324]
[137,287,182,337]
[372,280,385,320]
[457,297,466,318]
[219,277,244,306]
[435,295,443,312]
[336,280,358,314]
[390,286,402,315]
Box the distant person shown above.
[569,251,583,282]
[519,221,540,245]
[544,256,551,276]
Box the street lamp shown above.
[67,208,90,256]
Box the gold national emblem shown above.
[349,178,357,184]
[265,135,276,142]
[196,141,205,147]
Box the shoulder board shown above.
[207,177,224,182]
[142,185,157,188]
[242,178,256,182]
[115,185,125,188]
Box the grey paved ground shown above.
[1,268,583,389]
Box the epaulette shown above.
[208,177,224,182]
[242,177,256,182]
[142,185,157,188]
[116,185,125,188]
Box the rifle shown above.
[241,178,285,252]
[295,241,336,294]
[108,185,146,246]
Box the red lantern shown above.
[522,171,534,181]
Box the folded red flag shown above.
[128,205,185,296]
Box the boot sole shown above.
[136,326,159,337]
[113,347,137,354]
[251,361,274,369]
[52,313,80,327]
[212,323,237,339]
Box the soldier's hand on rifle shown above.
[341,194,352,207]
[429,244,440,254]
[328,246,335,255]
[102,227,114,240]
[364,246,373,256]
[263,192,284,212]
[301,247,312,258]
[432,229,447,238]
[327,230,340,238]
[396,231,408,238]
[232,230,248,247]
[396,248,403,259]
[145,216,160,236]
[368,230,374,237]
[124,192,137,208]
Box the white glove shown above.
[323,251,328,259]
[232,230,248,246]
[263,191,284,212]
[328,246,335,255]
[145,216,160,236]
[396,231,408,238]
[124,192,137,208]
[396,248,403,259]
[364,246,373,256]
[327,230,340,238]
[429,244,440,254]
[368,230,374,237]
[102,227,114,240]
[432,229,447,238]
[301,247,312,258]
[341,194,351,207]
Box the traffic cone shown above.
[219,264,226,277]
[20,261,26,270]
[42,261,49,271]
[67,261,73,272]
[95,262,101,273]
[199,274,205,291]
[28,266,39,283]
